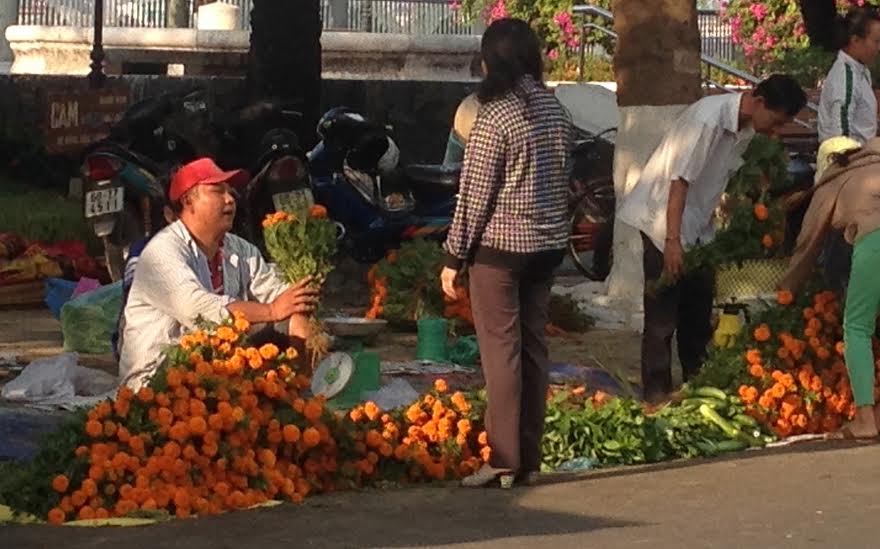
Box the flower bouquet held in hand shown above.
[263,205,338,366]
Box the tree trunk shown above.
[603,0,701,311]
[247,0,323,146]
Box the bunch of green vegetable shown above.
[540,387,776,471]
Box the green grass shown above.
[0,177,100,252]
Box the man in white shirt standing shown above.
[119,158,319,391]
[617,75,807,403]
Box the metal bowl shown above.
[322,317,388,338]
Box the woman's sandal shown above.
[460,464,516,488]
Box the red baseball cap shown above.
[168,158,250,203]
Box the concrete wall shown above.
[4,26,482,81]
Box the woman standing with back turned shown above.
[440,18,573,487]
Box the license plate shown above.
[272,189,314,216]
[85,187,124,218]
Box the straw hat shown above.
[815,136,862,183]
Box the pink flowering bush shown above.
[724,0,880,85]
[453,0,613,79]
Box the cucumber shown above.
[695,441,718,456]
[682,397,728,413]
[699,404,741,439]
[732,413,758,428]
[715,439,749,453]
[727,396,742,405]
[693,387,729,401]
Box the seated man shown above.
[111,204,176,362]
[119,157,318,391]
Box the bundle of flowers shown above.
[653,136,790,292]
[364,240,472,327]
[262,205,338,362]
[0,313,489,524]
[735,290,864,437]
[692,287,874,438]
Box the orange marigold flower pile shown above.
[39,312,488,524]
[735,290,868,438]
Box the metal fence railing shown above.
[17,2,738,54]
[17,0,480,35]
[698,9,738,62]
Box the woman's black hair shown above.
[834,7,880,51]
[476,18,544,103]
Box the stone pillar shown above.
[0,0,19,69]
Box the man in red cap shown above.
[118,157,319,391]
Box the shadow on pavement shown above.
[2,482,641,549]
[531,437,878,487]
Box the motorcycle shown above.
[308,107,459,263]
[82,92,313,279]
[214,101,312,255]
[80,89,209,280]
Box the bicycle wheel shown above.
[568,177,615,281]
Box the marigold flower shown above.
[753,324,771,342]
[754,203,769,221]
[363,401,381,422]
[309,204,328,219]
[434,379,448,393]
[259,343,280,361]
[776,289,793,306]
[51,475,69,493]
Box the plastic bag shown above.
[72,277,102,299]
[60,281,123,354]
[0,353,79,400]
[0,353,117,402]
[448,335,480,367]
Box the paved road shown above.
[6,441,879,549]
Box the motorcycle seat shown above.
[99,143,163,176]
[404,163,460,191]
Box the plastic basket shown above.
[715,258,788,303]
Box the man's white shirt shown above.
[617,93,756,253]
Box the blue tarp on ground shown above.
[549,363,624,395]
[0,407,68,461]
